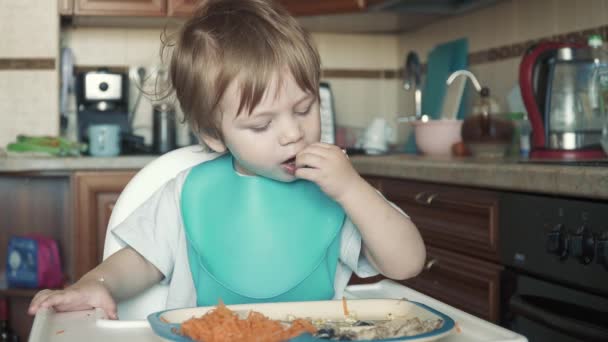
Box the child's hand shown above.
[28,278,118,319]
[295,143,364,202]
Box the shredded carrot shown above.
[341,296,349,317]
[55,330,65,335]
[179,301,317,342]
[455,322,462,333]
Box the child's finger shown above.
[30,289,53,304]
[295,152,324,169]
[294,167,319,182]
[301,144,331,155]
[37,292,68,309]
[28,290,55,314]
[309,142,333,149]
[99,300,118,320]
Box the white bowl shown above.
[412,119,463,156]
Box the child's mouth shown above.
[281,156,297,175]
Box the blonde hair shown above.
[162,0,321,143]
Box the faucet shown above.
[403,51,422,119]
[447,70,482,92]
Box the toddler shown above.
[29,0,425,320]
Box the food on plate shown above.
[179,299,445,341]
[311,316,444,340]
[179,301,317,342]
[306,298,444,340]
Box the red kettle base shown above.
[530,149,607,160]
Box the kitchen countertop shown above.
[0,154,157,172]
[1,153,607,200]
[350,154,608,200]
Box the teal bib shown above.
[181,154,345,306]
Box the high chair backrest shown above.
[103,145,219,320]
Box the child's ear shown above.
[201,135,227,153]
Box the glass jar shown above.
[461,87,514,158]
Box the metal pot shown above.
[152,103,177,154]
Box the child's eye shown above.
[295,105,312,116]
[251,122,270,132]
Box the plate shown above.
[147,299,455,341]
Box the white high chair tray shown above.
[29,280,527,342]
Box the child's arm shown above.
[295,143,426,280]
[28,246,163,319]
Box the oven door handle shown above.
[509,295,608,341]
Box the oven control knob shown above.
[597,232,608,269]
[546,224,569,259]
[570,225,595,264]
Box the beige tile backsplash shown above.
[314,33,400,69]
[400,0,607,60]
[0,0,58,58]
[2,0,608,150]
[0,71,59,144]
[62,28,404,144]
[0,0,59,148]
[397,0,608,122]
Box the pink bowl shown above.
[412,119,463,156]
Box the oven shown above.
[499,192,608,341]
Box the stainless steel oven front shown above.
[499,192,608,341]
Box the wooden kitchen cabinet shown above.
[168,0,371,18]
[74,0,166,16]
[168,0,199,16]
[278,0,367,16]
[354,176,504,322]
[72,171,136,279]
[0,171,136,341]
[70,0,370,18]
[0,174,73,342]
[402,246,503,322]
[58,0,74,15]
[377,178,501,262]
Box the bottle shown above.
[0,298,18,342]
[519,116,532,159]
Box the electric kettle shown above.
[519,41,606,159]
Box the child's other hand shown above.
[28,278,118,319]
[295,143,363,202]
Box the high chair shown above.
[102,145,219,320]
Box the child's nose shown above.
[279,118,304,145]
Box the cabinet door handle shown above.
[425,258,438,271]
[414,192,428,204]
[426,193,438,205]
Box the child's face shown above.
[203,72,321,182]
